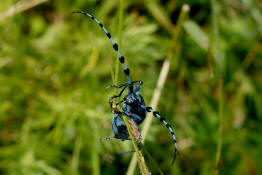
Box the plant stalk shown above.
[126,4,190,175]
[211,0,224,174]
[121,115,150,175]
[214,77,224,175]
[114,0,124,85]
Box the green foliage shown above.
[183,20,209,51]
[0,0,262,174]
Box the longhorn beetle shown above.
[73,11,178,165]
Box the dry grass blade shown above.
[0,0,49,21]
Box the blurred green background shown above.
[0,0,262,174]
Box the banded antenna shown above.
[73,11,132,85]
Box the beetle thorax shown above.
[125,93,141,107]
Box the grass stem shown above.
[126,4,190,174]
[211,0,224,174]
[114,2,150,174]
[121,115,150,175]
[214,77,224,175]
[114,0,124,85]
